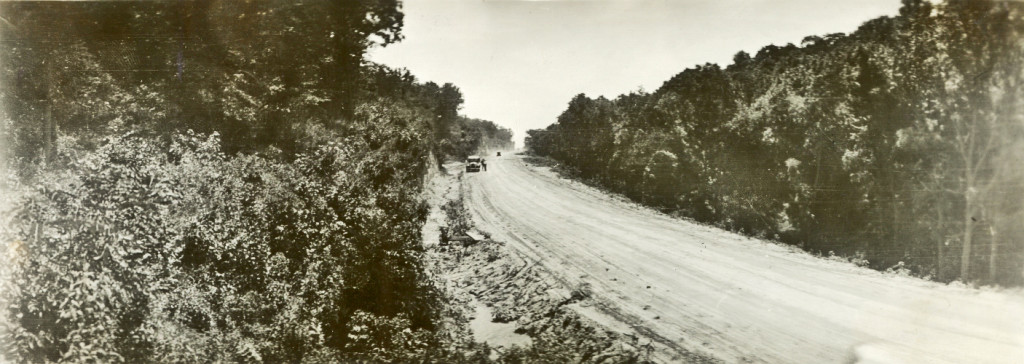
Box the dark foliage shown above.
[0,1,510,362]
[526,0,1024,286]
[444,117,515,160]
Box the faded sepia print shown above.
[1,1,1022,363]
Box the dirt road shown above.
[462,154,1024,363]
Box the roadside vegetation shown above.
[0,1,511,362]
[525,0,1024,286]
[445,117,516,161]
[428,171,677,364]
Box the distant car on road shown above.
[496,151,501,157]
[466,155,484,172]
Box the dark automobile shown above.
[466,155,483,172]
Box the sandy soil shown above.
[469,297,533,348]
[463,154,1024,364]
[425,164,676,363]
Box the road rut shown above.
[463,154,1024,363]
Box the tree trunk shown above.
[890,171,900,264]
[961,195,974,282]
[45,59,56,163]
[988,222,998,283]
[937,206,945,281]
[45,105,53,162]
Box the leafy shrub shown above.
[442,196,474,239]
[525,1,1024,285]
[2,107,453,362]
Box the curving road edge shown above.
[463,154,1024,364]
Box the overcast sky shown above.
[368,0,903,147]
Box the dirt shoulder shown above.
[423,163,713,363]
[459,154,1024,364]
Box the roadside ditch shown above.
[423,163,685,363]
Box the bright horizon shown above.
[369,0,903,147]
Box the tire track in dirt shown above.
[463,154,1024,364]
[432,164,711,363]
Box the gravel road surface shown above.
[463,154,1024,364]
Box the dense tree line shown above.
[0,1,509,362]
[527,0,1024,286]
[444,116,515,159]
